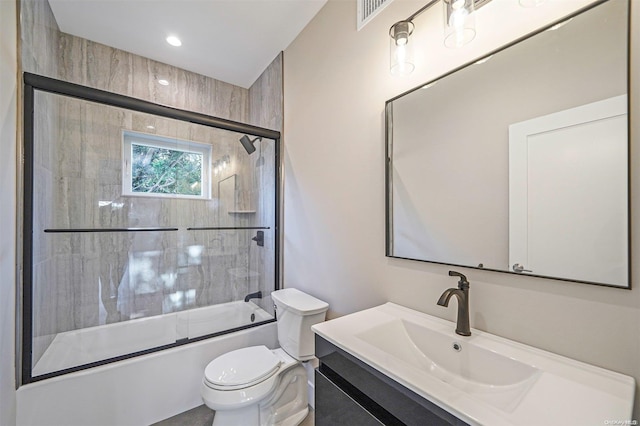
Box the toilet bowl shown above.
[201,288,329,426]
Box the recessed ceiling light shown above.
[146,125,155,130]
[158,79,169,86]
[166,36,182,47]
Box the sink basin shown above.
[312,302,635,425]
[356,318,540,412]
[357,319,538,387]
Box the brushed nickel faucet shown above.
[437,271,471,336]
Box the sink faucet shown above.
[437,271,471,336]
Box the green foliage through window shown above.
[131,143,203,196]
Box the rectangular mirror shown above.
[386,0,629,288]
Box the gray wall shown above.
[0,0,18,424]
[284,0,640,420]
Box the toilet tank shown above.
[271,288,329,361]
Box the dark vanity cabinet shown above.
[314,335,468,426]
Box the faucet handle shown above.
[448,270,469,289]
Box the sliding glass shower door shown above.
[23,73,280,382]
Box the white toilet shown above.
[201,288,329,426]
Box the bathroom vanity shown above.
[312,303,635,425]
[315,334,467,425]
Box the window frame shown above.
[122,130,212,200]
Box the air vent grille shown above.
[357,0,394,31]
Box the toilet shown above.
[201,288,329,426]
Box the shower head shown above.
[239,135,262,155]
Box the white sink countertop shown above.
[312,302,635,426]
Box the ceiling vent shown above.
[358,0,395,31]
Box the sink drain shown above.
[452,342,462,352]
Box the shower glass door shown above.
[23,73,280,382]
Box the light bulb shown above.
[166,36,182,47]
[389,21,415,76]
[444,0,475,49]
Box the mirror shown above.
[386,0,629,288]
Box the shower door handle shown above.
[252,231,264,247]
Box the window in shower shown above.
[22,73,281,383]
[122,131,212,199]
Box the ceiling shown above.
[48,0,328,89]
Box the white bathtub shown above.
[18,302,278,426]
[32,300,274,377]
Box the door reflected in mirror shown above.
[385,0,629,288]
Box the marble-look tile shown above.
[247,54,282,315]
[249,53,283,131]
[212,79,248,123]
[32,166,53,260]
[20,0,60,77]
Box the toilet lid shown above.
[204,346,281,389]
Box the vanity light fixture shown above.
[390,20,415,76]
[443,0,476,49]
[389,0,491,76]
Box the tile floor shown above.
[152,405,315,426]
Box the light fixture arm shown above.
[389,0,438,42]
[405,0,439,23]
[391,0,491,32]
[389,0,494,76]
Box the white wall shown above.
[283,0,640,420]
[0,0,18,424]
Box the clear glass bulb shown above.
[390,21,415,76]
[443,0,476,49]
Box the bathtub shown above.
[33,300,274,377]
[19,301,277,426]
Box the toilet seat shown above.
[204,346,281,391]
[201,348,299,412]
